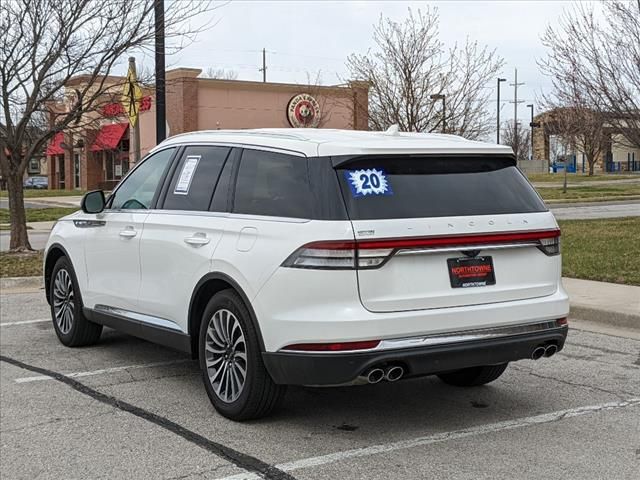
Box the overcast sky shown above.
[152,0,599,127]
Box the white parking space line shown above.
[216,398,640,480]
[14,359,192,383]
[0,319,50,327]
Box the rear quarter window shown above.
[233,149,313,218]
[336,156,547,220]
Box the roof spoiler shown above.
[331,153,518,168]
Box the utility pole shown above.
[259,48,267,83]
[154,0,166,144]
[509,68,525,160]
[527,104,535,160]
[429,94,446,133]
[496,77,507,144]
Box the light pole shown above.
[497,78,507,143]
[430,94,446,133]
[155,0,166,144]
[526,104,534,160]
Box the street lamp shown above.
[430,94,446,133]
[526,104,534,160]
[497,78,507,144]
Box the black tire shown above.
[49,256,102,347]
[198,289,286,421]
[437,363,508,387]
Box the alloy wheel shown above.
[53,268,74,334]
[204,309,247,403]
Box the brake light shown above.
[281,241,356,269]
[537,234,561,256]
[282,229,561,269]
[282,340,380,352]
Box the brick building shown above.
[46,68,369,191]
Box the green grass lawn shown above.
[0,189,86,198]
[559,217,640,285]
[0,207,78,224]
[537,184,640,202]
[527,173,639,183]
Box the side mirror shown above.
[81,190,106,214]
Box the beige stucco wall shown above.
[611,133,639,164]
[195,81,353,130]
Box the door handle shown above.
[184,233,210,247]
[119,227,137,238]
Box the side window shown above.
[233,149,313,218]
[110,148,175,210]
[162,146,231,211]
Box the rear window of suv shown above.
[336,156,546,219]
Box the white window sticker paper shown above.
[344,168,393,197]
[174,155,200,195]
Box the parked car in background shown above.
[43,128,569,421]
[24,176,49,189]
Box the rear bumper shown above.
[262,323,568,386]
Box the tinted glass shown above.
[233,149,312,218]
[110,148,174,210]
[337,156,546,220]
[210,150,237,212]
[162,146,231,211]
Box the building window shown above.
[74,153,80,189]
[28,158,40,174]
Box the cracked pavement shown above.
[1,290,639,480]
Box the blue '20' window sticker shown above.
[344,168,393,197]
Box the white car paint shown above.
[44,128,569,354]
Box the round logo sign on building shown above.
[286,93,321,128]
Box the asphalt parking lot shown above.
[1,289,639,480]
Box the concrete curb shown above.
[570,306,639,331]
[0,276,43,292]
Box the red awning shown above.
[91,123,128,152]
[46,132,64,155]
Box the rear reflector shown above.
[282,340,381,352]
[282,229,561,269]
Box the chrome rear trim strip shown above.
[280,320,566,354]
[396,242,540,256]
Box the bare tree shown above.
[502,122,530,162]
[346,7,503,139]
[202,68,239,80]
[0,0,216,251]
[540,1,640,148]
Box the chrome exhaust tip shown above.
[544,344,558,358]
[531,346,546,360]
[365,368,385,384]
[385,366,404,382]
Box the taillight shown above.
[281,340,380,352]
[281,241,356,269]
[283,229,561,269]
[537,233,561,256]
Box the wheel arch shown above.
[44,243,73,305]
[188,272,265,359]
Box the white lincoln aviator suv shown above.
[44,128,569,420]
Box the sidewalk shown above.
[563,277,640,330]
[26,221,57,232]
[28,196,82,207]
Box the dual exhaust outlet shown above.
[361,365,404,384]
[531,344,558,360]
